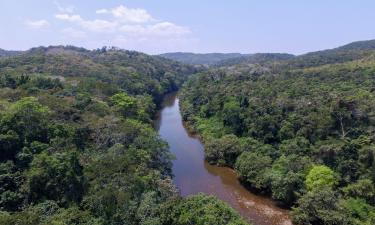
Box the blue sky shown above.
[1,0,375,54]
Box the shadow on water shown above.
[155,92,292,225]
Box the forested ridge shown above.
[3,39,375,225]
[159,52,248,65]
[0,46,248,225]
[0,49,21,58]
[180,40,375,225]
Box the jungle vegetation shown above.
[159,52,248,65]
[0,46,247,225]
[180,39,375,225]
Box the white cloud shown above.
[55,9,189,36]
[61,27,86,38]
[114,35,128,44]
[96,9,108,14]
[55,14,83,22]
[97,5,153,23]
[25,19,50,29]
[54,1,75,13]
[55,14,117,32]
[149,22,190,37]
[81,19,117,32]
[119,25,146,34]
[52,4,194,52]
[119,22,190,37]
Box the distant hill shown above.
[283,39,375,69]
[215,39,375,69]
[0,48,22,57]
[0,44,244,225]
[0,45,198,100]
[215,53,295,67]
[179,39,375,225]
[158,52,249,65]
[334,39,375,51]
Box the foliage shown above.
[341,198,375,225]
[0,45,248,224]
[179,40,375,224]
[27,151,84,205]
[0,97,50,160]
[205,134,247,166]
[159,52,246,65]
[235,152,272,189]
[160,194,248,225]
[268,154,311,204]
[110,92,138,117]
[291,187,349,225]
[305,165,337,191]
[342,179,375,204]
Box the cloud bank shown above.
[23,3,194,53]
[25,20,50,29]
[54,5,190,37]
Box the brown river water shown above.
[155,92,292,225]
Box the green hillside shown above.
[159,52,247,65]
[0,46,248,225]
[0,49,21,58]
[180,40,375,225]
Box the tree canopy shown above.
[0,46,248,225]
[179,40,375,224]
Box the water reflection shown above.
[156,92,292,225]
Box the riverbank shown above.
[155,92,292,225]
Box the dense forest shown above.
[159,52,249,65]
[212,53,295,67]
[0,49,21,58]
[159,52,296,67]
[2,40,375,225]
[0,46,248,225]
[180,40,375,225]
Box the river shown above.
[155,92,292,225]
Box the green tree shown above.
[235,152,272,189]
[342,179,375,204]
[305,165,337,191]
[0,130,20,161]
[161,194,248,225]
[279,137,311,156]
[341,198,375,225]
[27,151,84,205]
[205,134,243,166]
[110,92,137,118]
[44,207,104,225]
[291,187,349,225]
[0,97,50,147]
[268,155,311,205]
[0,161,25,211]
[222,98,243,135]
